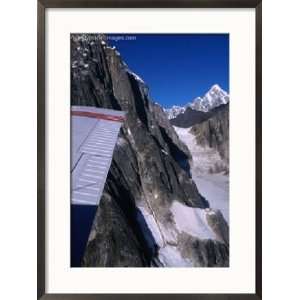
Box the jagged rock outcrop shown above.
[151,102,191,159]
[71,34,229,267]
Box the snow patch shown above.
[158,245,193,267]
[171,201,215,240]
[193,174,229,222]
[127,69,145,84]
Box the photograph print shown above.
[70,33,229,268]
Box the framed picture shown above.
[38,0,262,299]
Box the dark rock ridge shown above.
[71,34,229,267]
[170,104,228,128]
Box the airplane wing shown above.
[71,106,125,267]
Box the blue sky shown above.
[107,34,229,108]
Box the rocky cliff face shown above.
[71,34,229,267]
[190,104,229,173]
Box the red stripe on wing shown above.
[71,111,125,122]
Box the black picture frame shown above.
[37,1,262,299]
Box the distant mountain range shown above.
[164,84,229,120]
[170,103,228,128]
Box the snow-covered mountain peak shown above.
[165,84,229,119]
[199,84,229,112]
[210,84,222,92]
[203,84,228,103]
